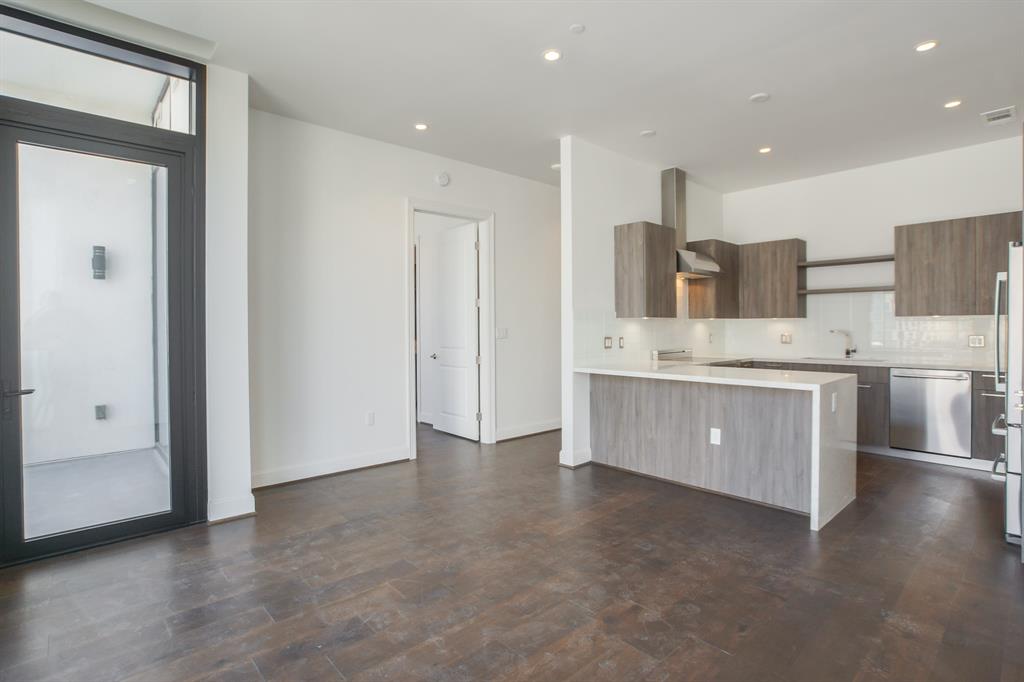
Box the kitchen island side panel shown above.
[589,374,812,513]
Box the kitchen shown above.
[560,133,1022,547]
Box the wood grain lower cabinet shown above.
[614,221,677,318]
[738,239,806,318]
[972,389,1005,461]
[686,239,739,319]
[856,382,889,447]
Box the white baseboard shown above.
[559,447,592,468]
[859,445,993,471]
[208,493,256,522]
[497,419,561,441]
[251,446,410,488]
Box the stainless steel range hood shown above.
[661,168,720,279]
[676,249,721,278]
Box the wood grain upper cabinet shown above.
[738,239,807,318]
[974,211,1022,315]
[895,218,975,316]
[895,211,1022,316]
[614,221,677,318]
[686,239,739,319]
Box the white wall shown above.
[248,111,560,487]
[205,64,255,521]
[559,136,727,467]
[720,137,1023,363]
[18,145,157,464]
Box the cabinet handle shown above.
[857,384,870,389]
[982,392,1006,398]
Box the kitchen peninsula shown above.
[576,360,857,530]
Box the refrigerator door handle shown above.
[996,271,1007,394]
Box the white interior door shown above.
[422,221,479,440]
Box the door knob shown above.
[430,353,438,360]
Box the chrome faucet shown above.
[829,329,857,359]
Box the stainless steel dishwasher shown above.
[889,368,972,458]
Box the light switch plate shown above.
[968,335,985,348]
[709,427,721,445]
[603,336,613,349]
[496,327,508,340]
[780,332,792,344]
[618,337,625,349]
[831,392,837,413]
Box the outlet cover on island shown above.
[709,427,721,445]
[968,335,985,348]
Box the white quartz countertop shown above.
[575,361,856,391]
[636,353,990,373]
[744,356,990,372]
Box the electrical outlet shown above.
[496,327,508,340]
[94,404,107,420]
[366,412,375,426]
[708,333,714,344]
[968,335,985,348]
[780,332,792,344]
[709,427,721,445]
[603,336,613,349]
[618,337,625,349]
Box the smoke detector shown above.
[980,106,1016,126]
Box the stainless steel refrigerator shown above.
[995,243,1023,555]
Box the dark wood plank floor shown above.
[2,425,1022,681]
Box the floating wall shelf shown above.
[796,253,895,296]
[798,285,895,296]
[797,254,894,268]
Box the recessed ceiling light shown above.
[414,123,428,131]
[569,23,586,34]
[915,40,938,52]
[543,49,561,61]
[944,100,962,108]
[640,129,656,137]
[759,146,772,154]
[551,163,561,170]
[749,92,771,103]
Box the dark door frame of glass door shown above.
[0,86,206,565]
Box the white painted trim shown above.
[859,445,993,471]
[558,448,592,466]
[496,419,561,441]
[208,493,256,523]
[251,447,410,488]
[559,136,577,468]
[405,199,498,454]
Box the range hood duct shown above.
[660,168,720,279]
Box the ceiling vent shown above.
[980,106,1017,126]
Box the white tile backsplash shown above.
[575,288,994,367]
[722,291,994,364]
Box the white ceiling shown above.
[84,0,1024,191]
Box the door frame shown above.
[0,94,206,565]
[406,199,496,456]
